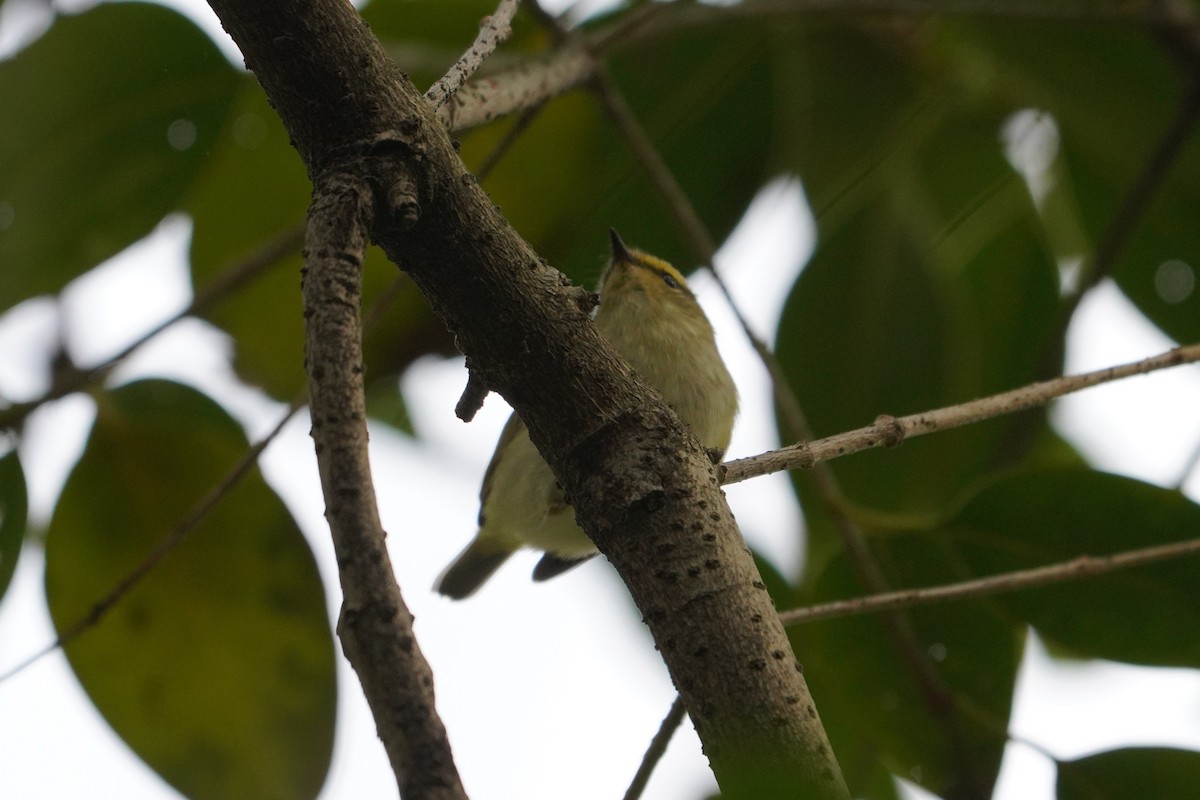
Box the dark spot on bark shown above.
[633,490,665,515]
[643,607,667,624]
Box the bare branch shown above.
[426,0,520,110]
[723,343,1200,485]
[436,45,594,131]
[780,536,1200,626]
[1177,436,1200,490]
[623,696,688,800]
[302,169,466,798]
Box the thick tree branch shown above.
[207,0,848,796]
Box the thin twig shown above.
[474,101,546,180]
[724,343,1200,485]
[0,224,304,432]
[1176,436,1200,490]
[426,0,520,110]
[623,696,688,800]
[0,397,305,684]
[779,535,1200,626]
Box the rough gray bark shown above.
[206,0,849,796]
[303,174,466,799]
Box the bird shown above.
[435,230,738,598]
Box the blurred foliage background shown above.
[2,0,1199,798]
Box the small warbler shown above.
[435,231,738,598]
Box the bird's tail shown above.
[434,537,514,599]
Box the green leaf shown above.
[935,21,1200,344]
[450,8,779,285]
[777,195,969,512]
[44,380,336,800]
[0,3,238,312]
[772,28,1062,573]
[181,79,311,396]
[183,81,450,403]
[777,23,921,222]
[1057,748,1200,800]
[0,450,28,603]
[793,535,1019,799]
[776,106,1057,519]
[949,468,1200,668]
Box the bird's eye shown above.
[661,272,679,289]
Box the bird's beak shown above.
[608,228,634,264]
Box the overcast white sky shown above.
[2,2,1200,799]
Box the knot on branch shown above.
[872,414,905,448]
[387,172,421,230]
[360,131,423,230]
[366,130,417,157]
